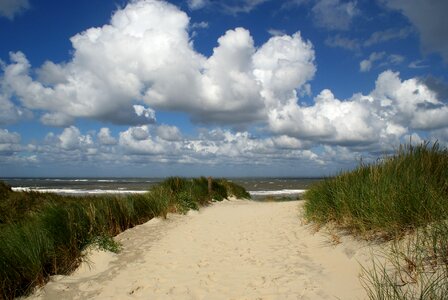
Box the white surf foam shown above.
[11,187,147,195]
[249,189,307,196]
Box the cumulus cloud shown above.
[97,128,117,145]
[1,0,316,128]
[156,125,182,141]
[268,70,448,147]
[13,124,324,170]
[252,32,316,107]
[0,0,29,20]
[0,93,31,125]
[421,76,448,102]
[3,51,157,126]
[269,89,381,146]
[371,71,448,130]
[0,129,21,154]
[58,126,93,150]
[119,125,166,155]
[383,0,448,63]
[312,0,359,31]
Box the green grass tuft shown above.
[304,142,448,238]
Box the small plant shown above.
[361,220,448,299]
[90,235,122,253]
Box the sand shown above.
[28,199,377,300]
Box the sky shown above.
[0,0,447,178]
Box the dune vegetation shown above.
[304,142,448,299]
[0,177,250,300]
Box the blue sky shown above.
[0,0,447,177]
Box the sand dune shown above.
[28,199,376,299]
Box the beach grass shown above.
[304,142,448,238]
[0,177,249,299]
[361,219,448,299]
[303,142,448,299]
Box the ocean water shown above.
[2,177,322,199]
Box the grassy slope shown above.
[304,142,448,238]
[0,177,250,300]
[303,143,448,299]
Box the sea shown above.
[1,177,323,199]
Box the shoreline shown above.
[27,199,377,299]
[11,187,307,198]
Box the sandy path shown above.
[29,200,374,300]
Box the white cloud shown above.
[388,54,405,65]
[1,0,316,128]
[0,129,21,154]
[2,1,190,126]
[0,128,20,144]
[383,0,448,63]
[408,60,428,69]
[191,21,209,29]
[0,0,29,20]
[312,0,359,31]
[359,52,404,72]
[188,0,270,14]
[269,89,381,145]
[40,112,74,127]
[58,126,93,150]
[15,124,325,169]
[156,125,182,141]
[267,29,286,36]
[364,27,413,47]
[268,70,448,147]
[188,0,208,10]
[253,32,316,108]
[272,135,310,149]
[367,71,448,131]
[97,128,117,145]
[0,93,31,124]
[325,35,361,52]
[360,52,385,72]
[119,125,168,155]
[221,0,270,14]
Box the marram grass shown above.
[304,142,448,238]
[0,177,249,299]
[303,142,448,299]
